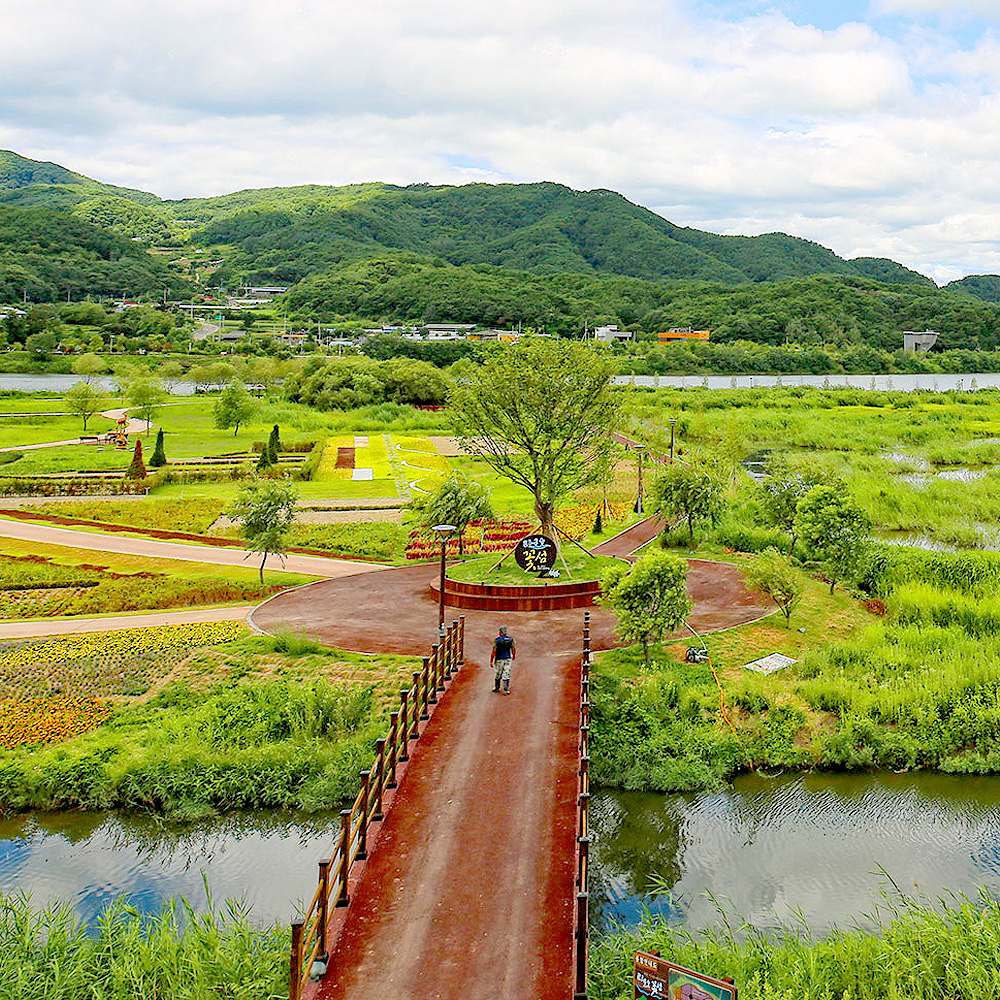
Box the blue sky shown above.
[3,0,1000,282]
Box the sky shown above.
[3,0,1000,283]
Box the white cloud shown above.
[3,0,1000,277]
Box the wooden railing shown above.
[574,611,592,1000]
[288,615,466,1000]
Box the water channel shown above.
[4,773,1000,936]
[0,374,196,395]
[4,372,1000,396]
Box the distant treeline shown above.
[615,338,1000,376]
[284,255,1000,350]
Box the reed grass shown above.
[0,892,288,1000]
[590,890,1000,1000]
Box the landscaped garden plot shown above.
[0,624,420,816]
[0,538,317,618]
[20,498,227,535]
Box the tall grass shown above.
[591,891,1000,1000]
[0,679,380,816]
[0,893,288,1000]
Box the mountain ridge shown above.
[0,149,940,291]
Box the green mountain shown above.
[0,203,189,301]
[0,150,945,289]
[944,274,1000,303]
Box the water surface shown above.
[590,772,1000,934]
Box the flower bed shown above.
[404,518,534,560]
[0,695,110,748]
[0,621,246,701]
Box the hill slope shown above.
[0,151,940,289]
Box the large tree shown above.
[448,339,620,542]
[651,462,725,544]
[66,380,105,433]
[214,378,256,436]
[227,477,299,582]
[125,374,166,431]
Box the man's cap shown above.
[499,626,507,635]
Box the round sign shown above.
[514,534,557,572]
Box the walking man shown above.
[490,625,516,694]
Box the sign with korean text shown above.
[513,534,556,572]
[634,952,736,1000]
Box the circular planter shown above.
[429,575,601,611]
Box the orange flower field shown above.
[0,695,110,749]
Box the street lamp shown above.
[634,444,645,515]
[669,418,677,464]
[432,523,456,637]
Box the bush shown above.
[714,515,790,553]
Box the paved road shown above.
[0,604,253,640]
[0,518,386,578]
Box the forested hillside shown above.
[1,148,999,348]
[0,204,189,301]
[284,255,1000,349]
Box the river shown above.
[3,372,999,396]
[0,374,195,395]
[3,773,1000,935]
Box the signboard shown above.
[634,952,736,1000]
[513,534,556,572]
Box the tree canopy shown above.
[599,550,692,663]
[227,477,299,582]
[448,339,620,542]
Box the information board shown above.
[634,952,736,1000]
[513,534,556,572]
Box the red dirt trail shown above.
[249,518,770,1000]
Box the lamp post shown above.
[669,418,677,464]
[634,444,645,515]
[432,523,456,637]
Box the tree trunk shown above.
[259,552,266,584]
[535,499,557,545]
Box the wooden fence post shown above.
[336,810,351,906]
[410,674,422,739]
[373,739,386,821]
[289,919,304,1000]
[458,614,465,668]
[574,891,589,1000]
[420,660,430,719]
[317,858,331,956]
[399,689,411,757]
[387,712,399,786]
[357,770,370,861]
[425,655,437,706]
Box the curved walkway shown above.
[0,518,386,578]
[252,519,771,1000]
[0,604,253,640]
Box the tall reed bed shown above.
[590,891,1000,1000]
[0,893,288,1000]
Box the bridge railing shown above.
[289,615,466,1000]
[575,611,591,1000]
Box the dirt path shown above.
[0,518,386,578]
[0,604,253,640]
[252,520,770,1000]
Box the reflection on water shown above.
[0,374,196,395]
[0,809,338,926]
[590,772,1000,934]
